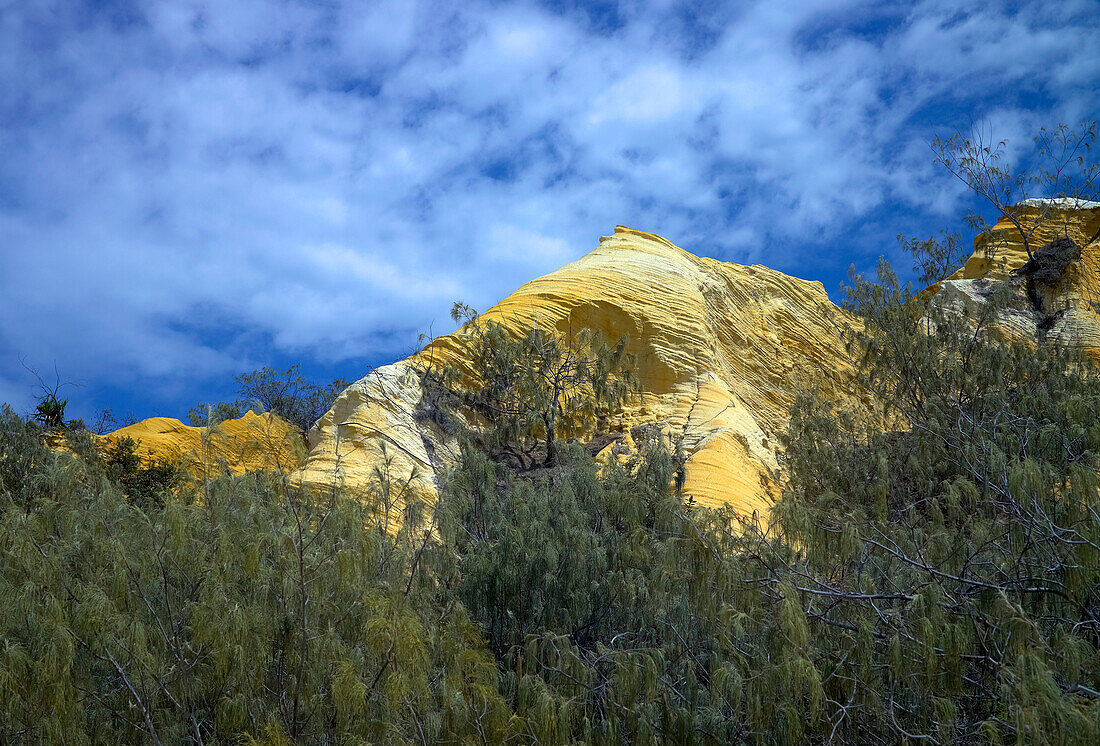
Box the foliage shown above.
[91,408,118,435]
[0,406,509,745]
[187,400,243,428]
[98,435,182,511]
[89,409,139,434]
[6,122,1100,745]
[0,404,56,511]
[733,255,1100,744]
[33,393,67,429]
[897,231,969,286]
[436,434,771,743]
[932,120,1098,261]
[21,359,77,430]
[429,302,638,467]
[4,286,1100,746]
[188,365,349,434]
[233,365,350,434]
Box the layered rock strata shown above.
[930,200,1100,357]
[91,205,1100,516]
[96,411,305,478]
[295,226,879,514]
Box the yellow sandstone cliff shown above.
[930,199,1100,357]
[295,226,879,515]
[95,410,305,478]
[95,204,1099,516]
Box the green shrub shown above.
[0,408,509,744]
[99,435,181,511]
[188,365,349,434]
[32,393,66,429]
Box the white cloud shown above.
[338,0,421,68]
[0,0,1097,416]
[306,243,463,300]
[588,64,695,124]
[483,224,574,268]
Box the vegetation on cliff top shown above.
[188,364,349,435]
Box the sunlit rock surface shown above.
[931,201,1100,357]
[88,205,1100,515]
[97,411,305,477]
[296,226,878,515]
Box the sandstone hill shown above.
[295,226,880,515]
[93,410,305,478]
[94,202,1100,515]
[930,199,1100,356]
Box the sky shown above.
[2,0,1099,424]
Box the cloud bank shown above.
[1,0,1098,418]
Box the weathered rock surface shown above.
[296,226,878,514]
[931,201,1100,357]
[97,411,305,477]
[89,205,1099,517]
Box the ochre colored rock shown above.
[931,200,1100,357]
[96,411,306,478]
[76,204,1100,517]
[296,226,879,515]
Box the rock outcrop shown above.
[96,411,305,477]
[930,200,1100,357]
[295,226,879,515]
[89,205,1099,517]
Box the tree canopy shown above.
[421,302,638,468]
[188,364,349,435]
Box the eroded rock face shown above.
[97,411,306,477]
[931,201,1100,356]
[90,205,1100,516]
[295,226,878,514]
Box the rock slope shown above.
[930,200,1100,357]
[91,205,1100,516]
[96,411,305,478]
[295,226,879,514]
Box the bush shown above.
[0,408,509,744]
[99,435,181,511]
[0,404,55,510]
[188,365,349,434]
[420,304,637,468]
[32,393,66,429]
[186,400,243,427]
[737,258,1100,744]
[6,273,1100,743]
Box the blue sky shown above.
[2,0,1098,423]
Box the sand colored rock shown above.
[293,362,445,502]
[96,411,306,478]
[72,205,1100,516]
[931,201,1100,357]
[296,226,878,515]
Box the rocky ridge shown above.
[930,200,1100,357]
[92,204,1100,516]
[94,411,305,478]
[295,226,879,514]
